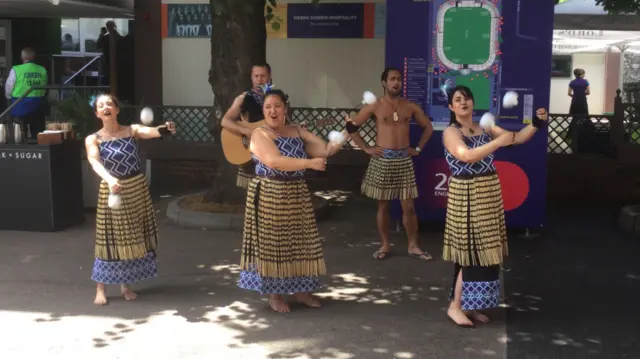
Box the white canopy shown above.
[553,30,640,54]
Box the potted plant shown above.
[53,93,101,208]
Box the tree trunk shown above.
[204,0,267,204]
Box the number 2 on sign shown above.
[434,173,450,192]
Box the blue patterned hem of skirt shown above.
[238,265,321,295]
[91,252,158,285]
[459,280,501,311]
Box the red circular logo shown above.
[420,159,529,212]
[494,161,529,211]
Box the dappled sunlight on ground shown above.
[0,309,268,358]
[0,195,513,358]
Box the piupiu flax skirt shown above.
[91,173,158,285]
[361,150,418,201]
[443,172,507,310]
[238,177,326,295]
[236,163,256,189]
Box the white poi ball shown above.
[362,91,377,105]
[503,91,519,109]
[328,130,346,144]
[108,193,123,210]
[140,107,154,126]
[479,112,496,130]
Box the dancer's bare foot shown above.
[268,295,290,313]
[447,307,474,327]
[468,310,490,323]
[293,292,322,308]
[94,284,108,306]
[121,285,137,301]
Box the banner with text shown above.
[162,3,385,39]
[162,4,211,38]
[387,0,554,228]
[287,3,365,38]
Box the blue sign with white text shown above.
[287,3,365,38]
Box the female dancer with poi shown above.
[85,94,176,305]
[237,89,348,313]
[442,85,547,327]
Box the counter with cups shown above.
[0,124,84,231]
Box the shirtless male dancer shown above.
[221,63,272,188]
[347,67,434,261]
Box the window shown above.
[61,19,80,52]
[61,18,129,55]
[551,55,573,78]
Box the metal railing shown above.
[2,86,633,159]
[63,55,103,85]
[0,85,109,124]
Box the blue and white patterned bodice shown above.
[253,128,308,179]
[444,125,496,177]
[98,136,142,178]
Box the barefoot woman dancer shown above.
[238,89,346,313]
[85,94,176,305]
[442,85,547,327]
[347,68,434,261]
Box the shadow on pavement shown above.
[504,205,640,359]
[0,192,506,358]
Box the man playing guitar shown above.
[221,63,272,188]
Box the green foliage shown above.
[594,0,640,14]
[54,93,98,139]
[555,0,640,14]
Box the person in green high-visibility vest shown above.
[4,47,48,139]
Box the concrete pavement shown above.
[5,193,638,358]
[0,194,506,359]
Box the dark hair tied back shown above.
[265,88,289,105]
[90,93,120,112]
[446,85,474,127]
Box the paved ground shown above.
[0,193,638,358]
[505,206,640,359]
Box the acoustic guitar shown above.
[221,117,336,165]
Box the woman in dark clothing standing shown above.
[567,68,592,152]
[568,68,590,115]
